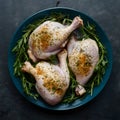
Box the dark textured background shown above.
[0,0,120,120]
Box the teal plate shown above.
[8,7,112,110]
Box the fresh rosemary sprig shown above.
[12,24,39,99]
[62,67,79,103]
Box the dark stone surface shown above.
[0,0,120,119]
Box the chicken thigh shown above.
[67,36,99,96]
[28,16,83,62]
[22,50,70,105]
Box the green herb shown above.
[47,55,58,64]
[62,68,79,103]
[12,24,39,99]
[12,13,108,103]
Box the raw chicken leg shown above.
[28,16,83,62]
[67,36,99,96]
[22,50,70,105]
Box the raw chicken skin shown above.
[28,16,83,62]
[22,50,70,105]
[67,36,99,96]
